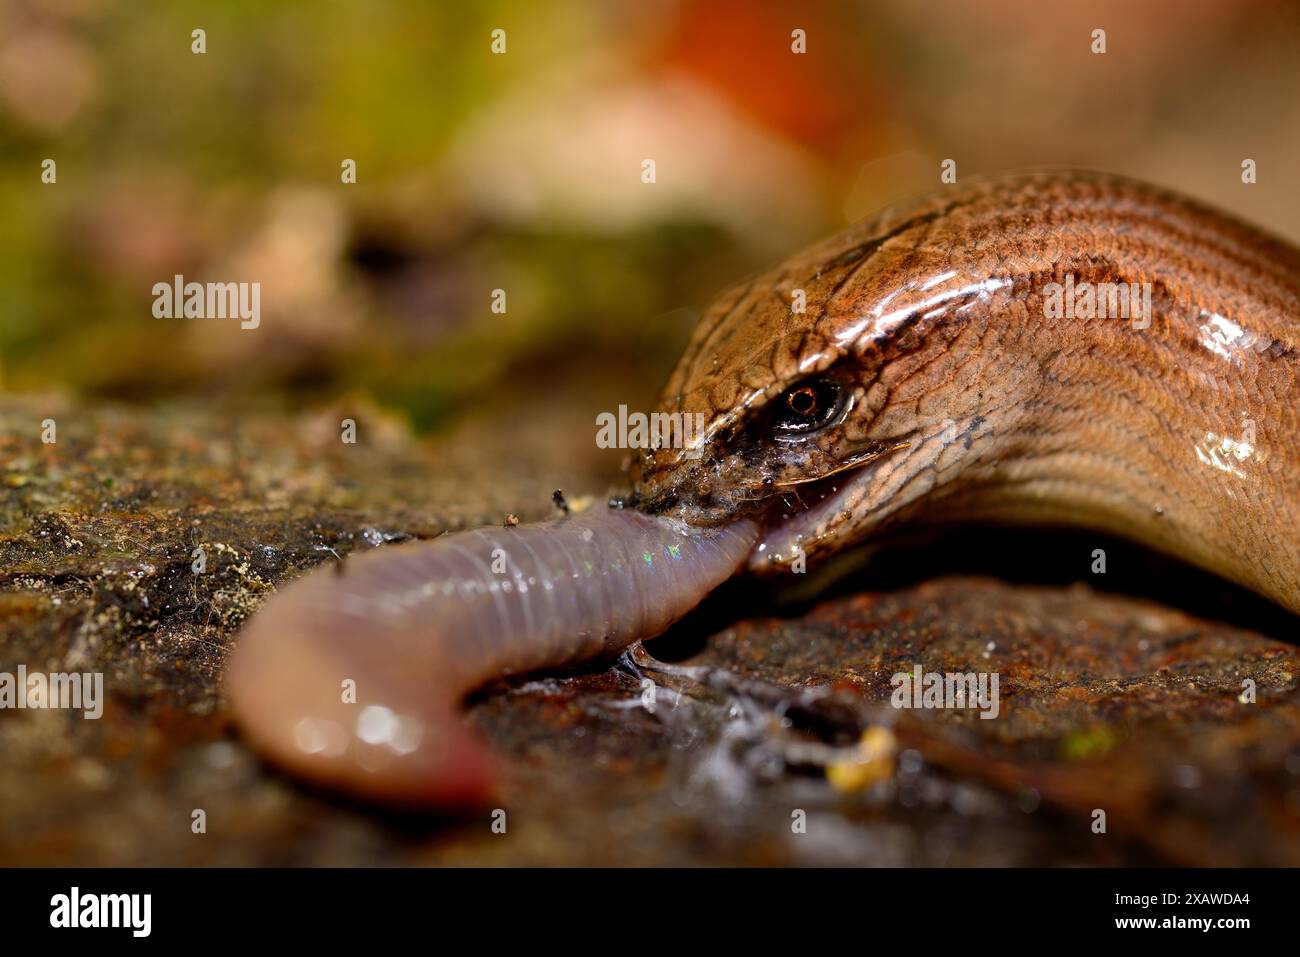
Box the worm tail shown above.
[225,508,756,807]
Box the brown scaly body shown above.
[631,171,1300,613]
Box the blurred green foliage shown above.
[1,0,750,430]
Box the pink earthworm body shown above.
[225,507,756,806]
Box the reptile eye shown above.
[772,377,843,434]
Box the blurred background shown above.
[3,0,1300,870]
[2,0,1299,434]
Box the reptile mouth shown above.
[750,467,870,565]
[745,436,914,569]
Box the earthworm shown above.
[229,170,1300,806]
[225,507,756,805]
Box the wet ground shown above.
[2,391,1298,866]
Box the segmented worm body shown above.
[229,171,1300,806]
[226,508,755,805]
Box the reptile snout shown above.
[626,445,753,526]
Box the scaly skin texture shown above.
[630,171,1300,613]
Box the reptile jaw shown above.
[748,465,874,569]
[745,436,915,571]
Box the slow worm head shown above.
[631,171,1300,613]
